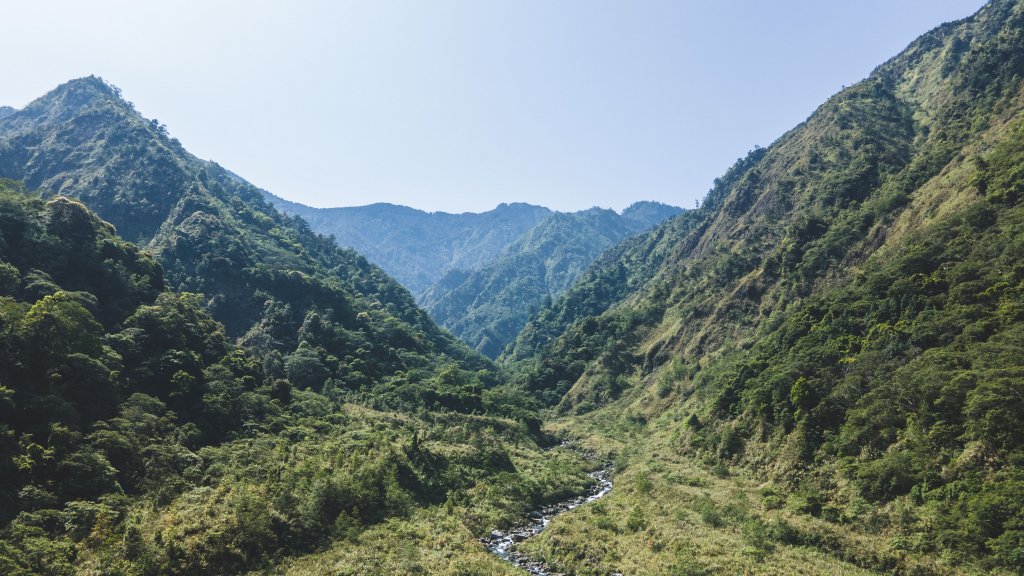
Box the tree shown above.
[20,291,104,364]
[285,342,329,391]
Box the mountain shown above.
[505,0,1024,572]
[0,106,14,120]
[504,206,707,368]
[0,82,598,574]
[0,76,494,395]
[619,199,685,225]
[422,202,683,358]
[262,194,553,297]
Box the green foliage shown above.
[284,341,329,391]
[0,183,590,575]
[625,506,647,532]
[674,119,1024,567]
[0,77,493,404]
[502,2,1024,572]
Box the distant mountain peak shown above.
[620,200,685,226]
[493,201,546,211]
[621,199,680,214]
[420,201,682,357]
[622,199,674,211]
[263,196,555,295]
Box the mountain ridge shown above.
[0,75,493,383]
[262,191,555,297]
[262,191,683,300]
[505,0,1024,571]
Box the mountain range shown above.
[420,203,681,358]
[261,196,553,297]
[1,0,1024,574]
[265,194,681,358]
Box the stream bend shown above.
[482,462,613,575]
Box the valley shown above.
[1,1,1023,575]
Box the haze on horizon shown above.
[0,0,986,214]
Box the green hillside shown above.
[0,77,491,397]
[505,0,1024,573]
[0,183,588,576]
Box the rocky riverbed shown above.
[482,462,613,575]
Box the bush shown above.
[694,497,723,528]
[626,506,647,532]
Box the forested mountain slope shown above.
[263,195,553,297]
[508,0,1024,572]
[0,183,592,575]
[0,77,490,395]
[0,83,603,575]
[422,202,682,358]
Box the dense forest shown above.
[2,0,1024,574]
[0,184,589,575]
[0,76,495,399]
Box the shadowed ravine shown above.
[482,461,614,575]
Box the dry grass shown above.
[257,508,522,576]
[517,402,1007,576]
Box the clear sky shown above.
[1,0,987,213]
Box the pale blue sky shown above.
[1,1,987,213]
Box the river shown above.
[481,462,614,575]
